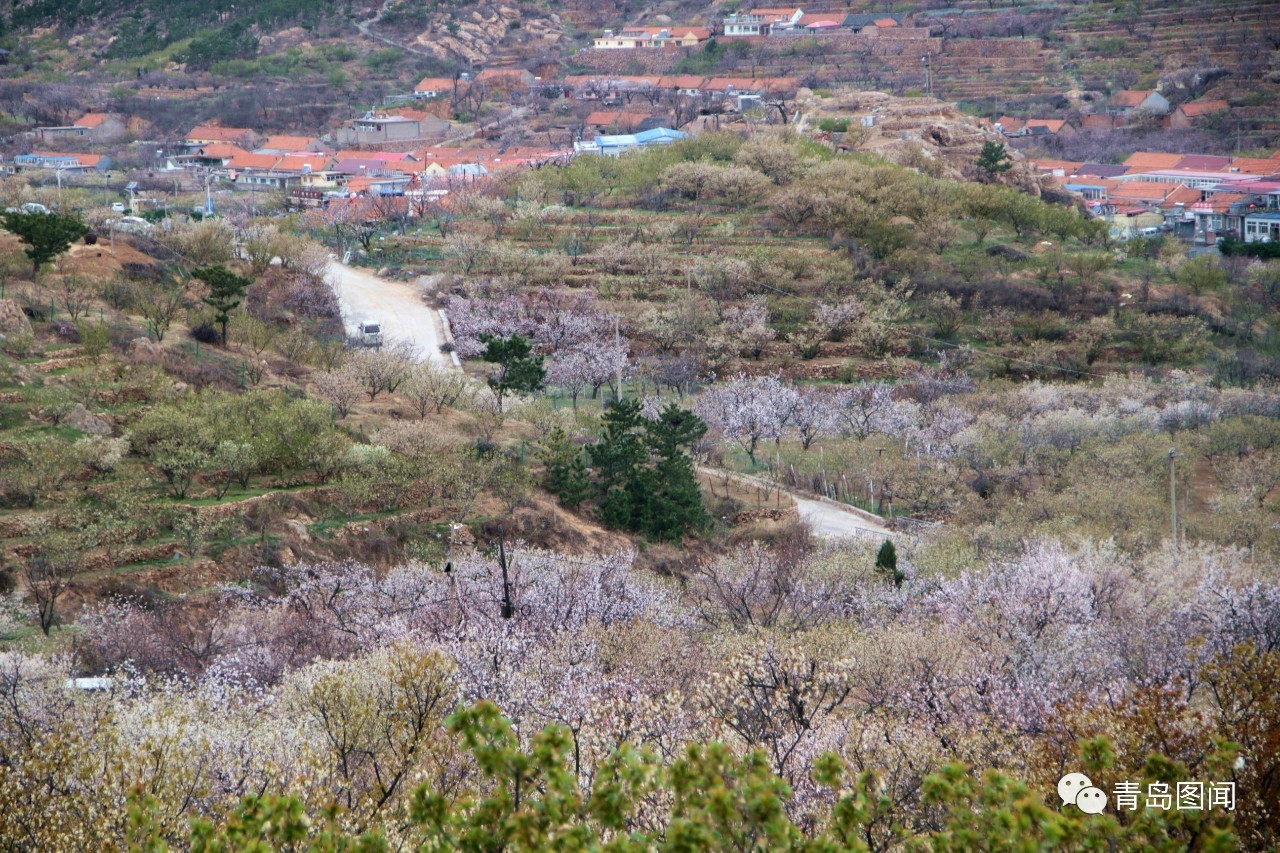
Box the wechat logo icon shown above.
[1058,772,1108,815]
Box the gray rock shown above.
[0,299,32,338]
[65,403,111,436]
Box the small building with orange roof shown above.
[1168,99,1229,129]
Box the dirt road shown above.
[701,467,895,540]
[326,260,454,370]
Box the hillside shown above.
[2,1,1280,849]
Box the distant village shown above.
[5,4,1277,246]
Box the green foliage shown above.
[193,265,250,346]
[977,141,1013,177]
[131,389,345,497]
[75,320,110,363]
[479,334,545,411]
[177,23,259,70]
[539,427,590,510]
[874,539,903,587]
[1220,237,1280,260]
[1,210,88,274]
[816,117,851,133]
[587,400,706,540]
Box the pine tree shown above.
[193,265,251,346]
[540,427,590,510]
[976,141,1013,179]
[479,334,545,411]
[1,210,89,275]
[589,399,646,530]
[637,403,707,540]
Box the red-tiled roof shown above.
[74,112,109,128]
[1109,89,1155,108]
[1158,185,1202,208]
[1124,151,1182,171]
[273,154,333,172]
[873,17,898,27]
[1228,157,1280,176]
[1178,99,1228,118]
[415,77,459,93]
[1110,181,1177,202]
[227,153,282,171]
[259,135,316,152]
[657,75,709,90]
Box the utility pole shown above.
[921,55,932,98]
[1169,447,1179,550]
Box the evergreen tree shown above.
[875,539,904,587]
[193,265,251,346]
[977,141,1013,179]
[637,403,707,540]
[588,399,647,530]
[1,210,88,275]
[480,334,545,412]
[540,427,590,510]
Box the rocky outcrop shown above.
[65,403,111,436]
[406,4,562,64]
[0,299,32,340]
[809,91,1042,192]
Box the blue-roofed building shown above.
[575,127,687,156]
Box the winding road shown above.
[326,259,894,539]
[325,260,453,369]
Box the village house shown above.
[575,126,686,156]
[332,111,450,147]
[1244,211,1280,243]
[414,76,463,99]
[184,125,259,149]
[995,116,1076,139]
[1167,99,1229,129]
[592,26,711,49]
[584,111,664,133]
[34,112,125,143]
[1105,89,1170,118]
[186,144,248,170]
[723,7,803,37]
[474,68,536,91]
[13,151,111,171]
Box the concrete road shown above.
[792,496,894,540]
[701,467,895,540]
[326,260,453,370]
